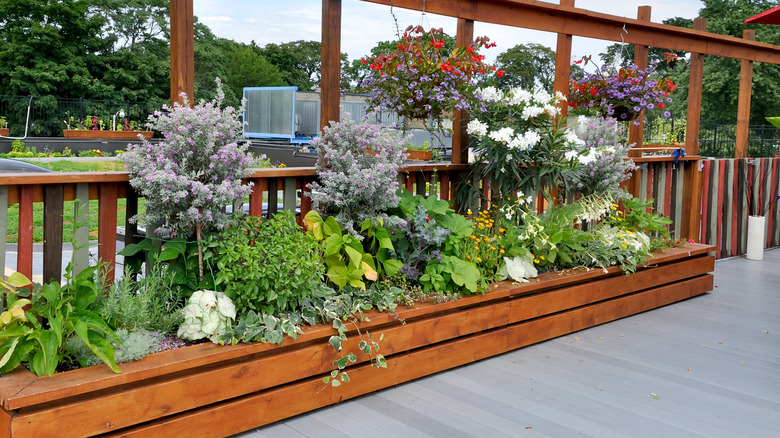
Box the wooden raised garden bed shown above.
[0,244,714,437]
[0,129,9,137]
[62,130,153,140]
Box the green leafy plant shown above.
[94,265,184,334]
[305,210,402,290]
[119,237,212,299]
[0,265,121,376]
[211,211,325,314]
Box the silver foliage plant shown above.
[569,116,636,198]
[308,114,407,229]
[123,78,255,238]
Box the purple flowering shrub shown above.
[123,78,255,238]
[308,115,406,228]
[568,116,637,198]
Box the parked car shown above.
[0,158,51,173]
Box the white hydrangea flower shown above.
[544,105,561,117]
[521,105,545,120]
[509,88,533,105]
[522,130,541,148]
[466,119,489,136]
[480,86,503,103]
[533,90,551,104]
[489,127,515,144]
[565,131,585,146]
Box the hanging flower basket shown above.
[569,53,679,125]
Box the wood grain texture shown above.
[42,184,64,284]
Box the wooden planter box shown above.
[0,129,9,137]
[0,244,714,437]
[62,130,153,140]
[405,149,433,161]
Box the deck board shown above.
[236,249,780,438]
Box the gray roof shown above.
[238,248,780,438]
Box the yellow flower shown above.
[476,257,482,262]
[499,249,505,254]
[490,246,496,251]
[485,237,491,242]
[498,228,506,233]
[470,235,476,239]
[475,238,481,243]
[466,255,472,260]
[621,244,628,249]
[540,255,545,260]
[474,246,480,250]
[467,209,472,215]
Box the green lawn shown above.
[20,160,126,172]
[3,199,144,244]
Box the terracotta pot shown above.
[62,130,153,139]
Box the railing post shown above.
[170,0,194,107]
[628,6,651,199]
[554,0,574,117]
[735,29,756,159]
[43,185,64,284]
[681,17,706,241]
[320,0,342,130]
[452,18,474,165]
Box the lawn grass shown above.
[3,199,146,244]
[20,160,126,172]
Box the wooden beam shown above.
[320,0,342,130]
[736,29,756,159]
[554,0,574,118]
[170,0,194,107]
[452,18,474,165]
[359,0,780,63]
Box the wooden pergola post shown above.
[628,6,651,198]
[170,0,194,107]
[554,0,574,118]
[735,29,756,159]
[681,18,707,241]
[320,0,342,130]
[451,18,474,165]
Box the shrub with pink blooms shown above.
[123,78,255,239]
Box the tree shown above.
[260,40,324,91]
[222,42,285,100]
[489,43,556,91]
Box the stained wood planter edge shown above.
[0,244,715,437]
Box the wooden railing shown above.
[4,156,777,286]
[0,163,468,285]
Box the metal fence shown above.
[640,119,780,158]
[0,95,165,137]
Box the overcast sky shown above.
[194,0,706,63]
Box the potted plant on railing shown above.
[62,113,153,139]
[404,141,434,161]
[358,25,502,141]
[0,115,8,136]
[568,53,678,125]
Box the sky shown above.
[194,0,706,63]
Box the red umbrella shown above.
[745,5,780,24]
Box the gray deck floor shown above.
[237,249,780,438]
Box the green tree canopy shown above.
[488,43,556,91]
